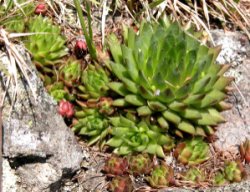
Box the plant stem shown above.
[73,0,97,60]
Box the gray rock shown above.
[211,30,250,154]
[0,45,84,191]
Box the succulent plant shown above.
[184,167,205,182]
[73,108,109,145]
[98,97,114,115]
[74,39,87,59]
[25,15,68,66]
[173,137,209,165]
[77,64,109,100]
[107,20,232,137]
[59,58,82,87]
[240,139,250,163]
[58,100,75,118]
[147,164,174,188]
[107,116,174,157]
[213,171,227,186]
[0,0,34,33]
[47,82,75,102]
[108,176,133,192]
[224,161,244,182]
[128,153,152,176]
[103,155,128,176]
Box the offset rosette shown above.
[174,137,209,165]
[107,116,174,157]
[25,15,68,66]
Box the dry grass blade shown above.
[202,0,210,28]
[101,0,108,46]
[149,0,250,40]
[175,1,214,44]
[0,28,37,101]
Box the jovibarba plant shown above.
[106,116,174,157]
[73,108,110,146]
[147,164,174,188]
[77,64,110,100]
[25,15,68,66]
[107,19,233,137]
[173,137,209,165]
[59,58,82,87]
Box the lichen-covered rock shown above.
[0,46,84,191]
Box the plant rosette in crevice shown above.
[107,18,233,138]
[0,0,35,33]
[173,137,209,165]
[47,82,75,102]
[25,15,68,67]
[59,58,82,88]
[106,116,174,157]
[224,161,245,183]
[73,108,110,146]
[213,160,245,186]
[127,153,153,176]
[182,167,205,183]
[103,155,128,176]
[147,164,174,188]
[108,176,133,192]
[77,64,110,100]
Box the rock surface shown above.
[0,46,84,191]
[211,30,250,154]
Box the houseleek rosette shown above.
[107,20,233,137]
[184,167,205,182]
[148,164,174,187]
[77,64,110,100]
[0,0,34,33]
[59,58,82,87]
[107,116,174,157]
[173,137,209,165]
[47,82,75,102]
[73,109,109,146]
[25,15,68,66]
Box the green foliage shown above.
[109,176,133,192]
[103,155,128,176]
[73,108,109,145]
[107,116,174,157]
[184,167,205,182]
[107,20,232,137]
[47,82,75,102]
[59,59,82,87]
[128,153,152,176]
[214,161,244,185]
[78,64,110,100]
[147,164,174,187]
[25,15,68,66]
[214,171,227,186]
[224,161,244,182]
[0,0,35,32]
[174,137,209,165]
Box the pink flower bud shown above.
[74,39,87,59]
[34,4,47,15]
[58,100,75,118]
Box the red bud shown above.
[58,100,75,118]
[35,4,47,15]
[74,39,87,59]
